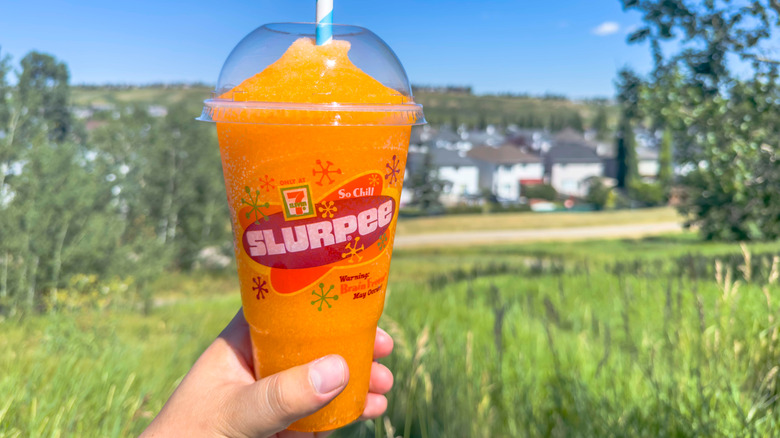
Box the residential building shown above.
[637,147,660,181]
[466,145,543,201]
[544,143,604,197]
[404,148,480,206]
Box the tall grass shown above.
[364,244,780,437]
[4,237,780,437]
[0,297,238,437]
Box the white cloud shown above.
[592,21,620,36]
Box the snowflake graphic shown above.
[241,186,270,224]
[385,155,401,185]
[258,174,276,192]
[342,237,365,263]
[311,283,338,311]
[252,276,269,300]
[368,174,381,187]
[318,201,338,219]
[313,160,342,186]
[377,233,389,251]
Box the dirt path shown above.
[393,221,683,248]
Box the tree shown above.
[585,178,612,210]
[623,0,780,240]
[616,116,639,190]
[569,111,584,132]
[592,106,609,141]
[477,113,487,131]
[658,127,673,198]
[408,151,447,214]
[17,52,72,143]
[615,69,641,190]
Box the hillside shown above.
[72,85,616,129]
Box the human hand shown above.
[142,309,394,438]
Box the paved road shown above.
[393,221,683,248]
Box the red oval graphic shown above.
[242,196,395,270]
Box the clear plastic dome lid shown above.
[199,23,425,126]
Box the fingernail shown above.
[309,355,347,394]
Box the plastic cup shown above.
[198,23,424,431]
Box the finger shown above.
[222,355,349,437]
[368,362,393,395]
[358,394,388,420]
[218,308,249,344]
[213,308,254,370]
[373,327,394,360]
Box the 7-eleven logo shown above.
[280,184,316,220]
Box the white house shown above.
[544,144,604,197]
[404,148,480,207]
[637,147,660,181]
[466,145,544,201]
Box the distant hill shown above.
[71,85,213,108]
[71,85,617,130]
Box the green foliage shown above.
[591,105,610,141]
[615,69,641,190]
[629,180,665,207]
[45,274,134,313]
[623,0,780,240]
[658,127,673,197]
[523,183,557,201]
[18,52,72,143]
[584,178,613,210]
[0,51,230,316]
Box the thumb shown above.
[224,355,349,437]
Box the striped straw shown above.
[316,0,333,45]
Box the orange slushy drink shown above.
[199,24,424,431]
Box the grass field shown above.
[4,235,780,437]
[395,207,680,235]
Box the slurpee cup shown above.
[198,23,424,431]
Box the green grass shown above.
[396,207,680,235]
[0,295,239,437]
[4,236,780,437]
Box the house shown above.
[600,147,661,183]
[461,125,505,148]
[637,147,660,181]
[404,148,480,206]
[544,143,604,197]
[466,145,543,201]
[553,127,613,156]
[432,125,461,149]
[505,129,552,153]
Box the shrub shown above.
[522,184,557,201]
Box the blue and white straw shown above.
[316,0,333,45]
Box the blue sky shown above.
[0,0,652,98]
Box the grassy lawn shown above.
[395,207,681,235]
[4,235,780,437]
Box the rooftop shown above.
[467,145,542,165]
[545,143,602,164]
